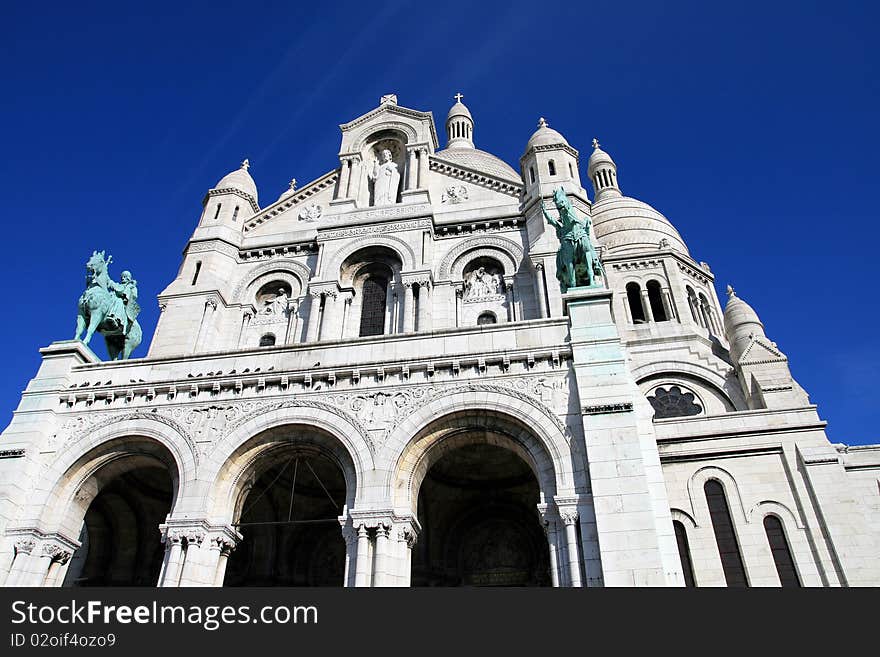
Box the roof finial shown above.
[454,92,464,103]
[289,178,297,190]
[592,138,600,150]
[241,158,250,171]
[538,117,547,128]
[726,284,736,298]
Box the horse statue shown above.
[74,250,143,360]
[542,187,604,293]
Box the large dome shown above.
[591,195,689,256]
[433,148,521,183]
[214,162,259,205]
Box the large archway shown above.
[59,438,179,587]
[412,442,551,586]
[221,425,354,587]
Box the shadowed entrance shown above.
[224,448,346,586]
[411,443,550,587]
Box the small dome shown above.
[433,148,521,183]
[723,286,764,337]
[588,143,616,174]
[524,117,569,152]
[591,195,690,255]
[214,159,258,205]
[447,100,473,122]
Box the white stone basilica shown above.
[1,94,878,587]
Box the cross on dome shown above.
[592,138,600,149]
[538,117,547,128]
[454,92,464,103]
[727,285,736,298]
[241,158,250,171]
[289,178,297,190]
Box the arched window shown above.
[686,286,700,324]
[213,203,222,220]
[568,162,573,177]
[673,520,696,587]
[529,167,536,184]
[626,282,646,323]
[548,160,556,176]
[232,205,240,222]
[647,385,702,419]
[646,280,667,321]
[704,480,748,587]
[477,311,497,325]
[191,261,202,286]
[763,516,800,587]
[359,275,389,337]
[259,333,276,347]
[698,293,712,332]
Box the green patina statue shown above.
[74,251,143,360]
[542,187,603,293]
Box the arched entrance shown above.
[412,442,550,586]
[222,426,352,586]
[60,439,178,587]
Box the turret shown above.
[723,285,810,410]
[198,159,260,228]
[520,118,583,202]
[587,139,622,201]
[445,93,474,150]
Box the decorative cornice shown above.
[204,187,259,214]
[244,169,339,233]
[429,157,522,197]
[0,448,25,459]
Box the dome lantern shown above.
[587,139,621,200]
[445,92,475,150]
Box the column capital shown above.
[41,543,72,564]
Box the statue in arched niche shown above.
[369,148,400,206]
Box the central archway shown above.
[411,442,550,586]
[217,423,357,587]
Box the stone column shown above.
[403,282,415,333]
[341,523,356,587]
[193,297,218,352]
[338,290,354,338]
[542,519,561,588]
[238,309,253,347]
[384,282,395,334]
[396,525,417,587]
[349,155,363,201]
[504,276,517,321]
[373,523,391,587]
[417,147,429,188]
[305,292,322,343]
[454,285,464,327]
[337,157,351,200]
[285,298,302,344]
[417,281,431,332]
[354,524,370,587]
[207,536,237,587]
[406,148,418,191]
[177,531,206,587]
[641,289,655,323]
[44,549,73,587]
[559,507,583,587]
[4,539,36,586]
[661,287,677,322]
[534,263,548,319]
[159,531,185,587]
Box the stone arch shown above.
[670,507,698,529]
[438,236,524,281]
[202,403,372,522]
[383,390,576,513]
[351,121,419,152]
[28,418,195,534]
[231,259,312,304]
[324,236,416,282]
[634,364,743,412]
[686,465,749,528]
[747,500,804,530]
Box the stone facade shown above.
[1,94,877,587]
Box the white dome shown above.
[446,100,473,122]
[433,148,521,183]
[214,161,258,205]
[524,117,569,151]
[588,146,615,174]
[591,195,689,256]
[723,289,764,337]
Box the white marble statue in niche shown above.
[260,287,290,317]
[369,148,400,206]
[464,266,504,301]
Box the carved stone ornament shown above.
[14,539,36,555]
[299,203,323,222]
[463,266,505,302]
[441,184,468,204]
[558,508,579,525]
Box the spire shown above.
[587,138,621,200]
[241,158,250,172]
[445,92,474,150]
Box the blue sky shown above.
[0,1,877,444]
